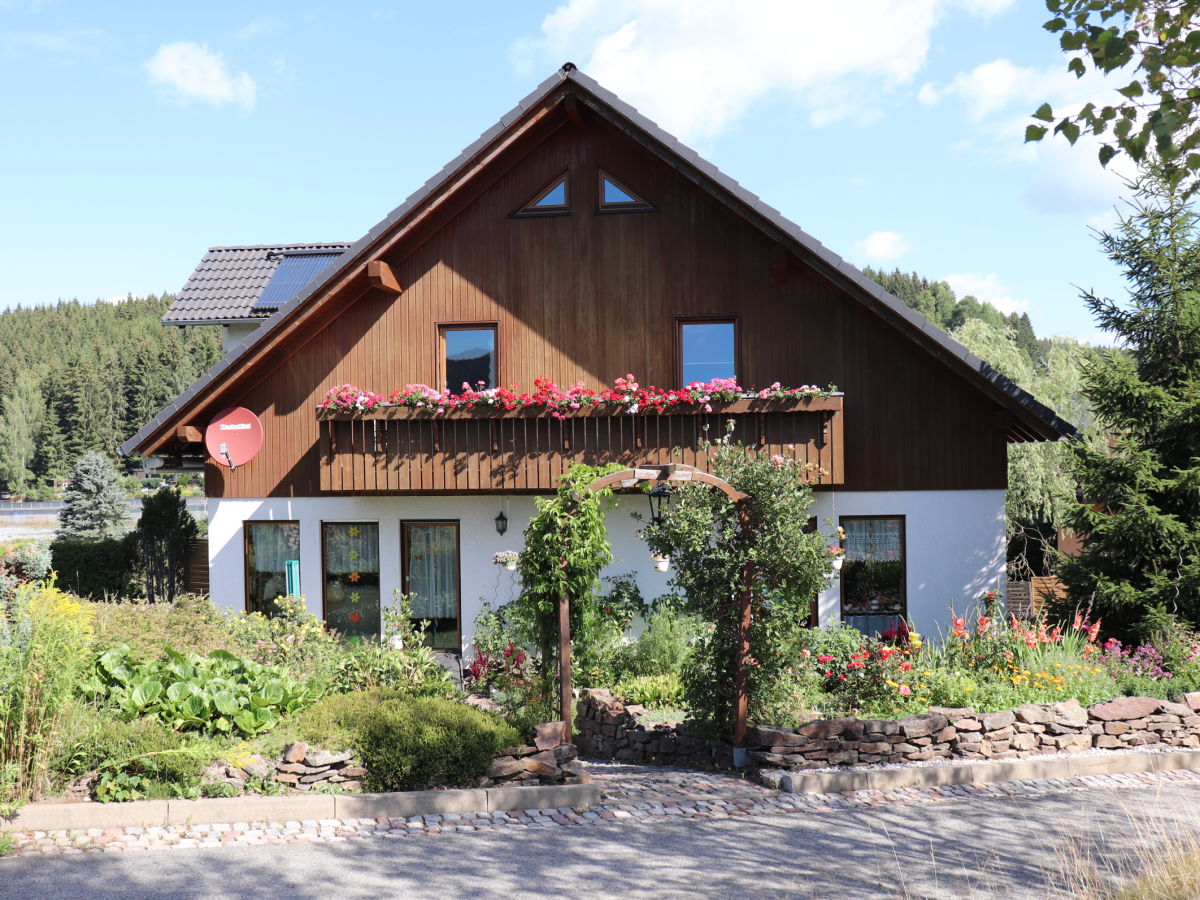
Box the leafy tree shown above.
[1055,169,1200,637]
[57,451,129,540]
[131,486,199,603]
[1030,0,1200,190]
[952,319,1100,573]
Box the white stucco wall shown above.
[207,488,1005,651]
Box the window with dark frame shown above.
[598,170,653,211]
[321,522,381,639]
[401,521,461,650]
[513,172,569,217]
[244,521,300,617]
[441,325,497,391]
[839,516,906,638]
[678,319,737,386]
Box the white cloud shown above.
[145,41,256,109]
[855,230,911,262]
[513,0,1005,142]
[234,18,281,40]
[942,272,1030,315]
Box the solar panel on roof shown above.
[252,252,342,310]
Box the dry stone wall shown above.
[204,721,584,795]
[576,688,1200,776]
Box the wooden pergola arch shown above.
[557,463,757,759]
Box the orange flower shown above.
[348,571,361,583]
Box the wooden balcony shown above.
[317,396,844,494]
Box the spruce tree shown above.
[57,451,128,540]
[1057,170,1200,638]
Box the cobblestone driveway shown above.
[6,761,1200,857]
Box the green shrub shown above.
[91,594,236,661]
[51,537,136,600]
[328,642,454,696]
[0,584,96,801]
[223,596,341,682]
[288,691,519,791]
[608,604,702,682]
[613,673,684,709]
[81,645,322,738]
[51,714,218,800]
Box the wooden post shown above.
[733,499,753,756]
[558,582,573,742]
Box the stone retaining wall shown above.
[206,721,584,796]
[575,689,731,768]
[576,688,1200,777]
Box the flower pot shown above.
[831,555,844,571]
[503,561,518,571]
[651,555,670,573]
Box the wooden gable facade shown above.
[127,67,1070,500]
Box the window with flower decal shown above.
[839,516,906,637]
[322,522,381,638]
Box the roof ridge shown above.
[205,242,351,252]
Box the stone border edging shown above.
[767,748,1200,794]
[6,783,602,832]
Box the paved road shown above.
[4,781,1198,899]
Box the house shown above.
[122,64,1074,651]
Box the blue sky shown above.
[0,0,1134,342]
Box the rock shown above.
[524,750,559,776]
[1105,721,1130,735]
[1011,733,1039,751]
[465,693,501,714]
[552,744,578,761]
[534,721,567,751]
[1049,700,1090,728]
[749,751,790,766]
[934,726,957,744]
[1014,704,1053,725]
[1160,701,1192,717]
[244,755,273,779]
[487,757,525,779]
[1176,692,1200,712]
[749,726,807,747]
[1089,697,1163,722]
[860,719,901,736]
[928,707,975,718]
[340,766,368,778]
[306,749,353,767]
[282,742,308,764]
[900,713,948,740]
[985,727,1015,742]
[758,770,786,790]
[340,781,362,791]
[276,762,308,775]
[299,771,336,784]
[225,766,249,781]
[500,745,538,757]
[798,719,845,740]
[858,741,892,755]
[275,773,301,784]
[981,710,1016,731]
[835,718,864,741]
[953,718,982,731]
[826,750,859,765]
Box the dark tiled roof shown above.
[123,65,1074,457]
[162,243,350,324]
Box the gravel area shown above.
[4,759,1200,858]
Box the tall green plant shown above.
[512,463,621,692]
[132,487,198,603]
[644,440,831,731]
[57,451,128,540]
[0,584,95,801]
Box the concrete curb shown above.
[6,784,602,832]
[772,749,1200,794]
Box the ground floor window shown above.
[401,521,460,649]
[840,516,906,637]
[322,522,381,639]
[244,521,300,616]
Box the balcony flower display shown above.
[317,375,835,416]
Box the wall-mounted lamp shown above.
[647,483,671,525]
[494,509,508,536]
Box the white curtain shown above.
[406,524,458,619]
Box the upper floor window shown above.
[441,325,497,391]
[598,170,653,212]
[678,319,736,386]
[513,172,569,217]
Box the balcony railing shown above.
[317,395,843,493]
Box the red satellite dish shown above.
[205,407,264,469]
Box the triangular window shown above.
[513,172,569,217]
[598,170,653,211]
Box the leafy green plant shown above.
[329,593,455,696]
[224,595,341,682]
[81,645,321,738]
[608,603,702,682]
[0,831,14,857]
[200,781,239,799]
[94,770,145,803]
[613,673,684,709]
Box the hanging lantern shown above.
[495,509,508,536]
[647,483,671,524]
